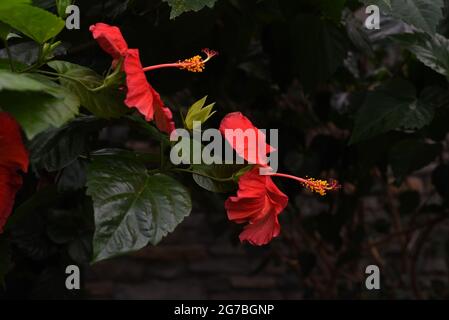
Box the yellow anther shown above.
[180,55,205,73]
[179,49,218,73]
[301,178,340,196]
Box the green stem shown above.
[20,62,41,73]
[172,168,234,182]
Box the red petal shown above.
[0,112,28,172]
[225,168,270,222]
[0,167,23,233]
[226,167,288,222]
[151,86,176,135]
[265,175,289,215]
[89,23,128,60]
[124,49,155,121]
[219,112,275,166]
[225,196,269,223]
[239,211,281,246]
[123,50,175,133]
[225,167,288,245]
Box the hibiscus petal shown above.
[151,86,176,135]
[89,23,128,60]
[239,211,281,246]
[123,49,155,121]
[225,168,271,222]
[219,112,275,166]
[0,112,28,172]
[225,167,288,245]
[225,196,269,223]
[0,167,23,233]
[265,175,289,214]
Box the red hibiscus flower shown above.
[0,112,29,233]
[225,167,288,245]
[90,23,217,135]
[220,112,340,245]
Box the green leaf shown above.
[163,0,218,19]
[0,58,27,71]
[128,114,170,144]
[87,156,192,262]
[191,164,243,193]
[362,0,444,33]
[350,80,435,144]
[0,91,78,139]
[57,159,88,192]
[0,70,51,91]
[91,148,161,165]
[184,96,216,130]
[0,2,65,43]
[187,96,207,116]
[46,209,82,244]
[345,13,374,56]
[392,32,449,77]
[3,0,32,6]
[68,233,93,265]
[48,61,128,118]
[56,0,72,18]
[0,72,79,139]
[389,139,441,183]
[288,14,349,91]
[29,116,106,171]
[377,0,391,9]
[6,185,61,231]
[0,21,10,40]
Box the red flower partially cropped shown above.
[226,167,288,245]
[219,112,274,166]
[0,112,29,233]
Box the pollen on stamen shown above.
[301,178,341,196]
[179,48,218,73]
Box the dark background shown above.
[2,0,449,299]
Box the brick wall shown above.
[85,209,303,300]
